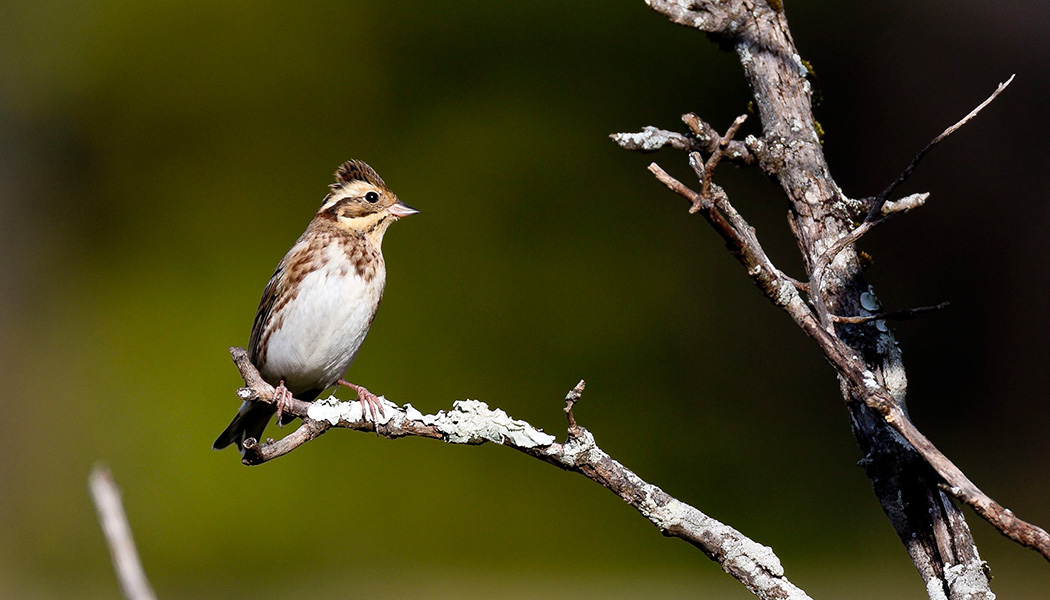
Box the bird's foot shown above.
[273,380,293,427]
[337,379,384,426]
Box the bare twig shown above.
[564,379,585,432]
[813,77,1015,286]
[89,465,158,600]
[699,114,748,201]
[241,417,333,465]
[227,348,814,600]
[830,301,950,324]
[879,192,929,218]
[683,113,757,165]
[610,126,693,152]
[866,75,1015,222]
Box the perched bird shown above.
[213,159,418,453]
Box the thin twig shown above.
[879,192,929,218]
[830,301,950,324]
[700,114,748,201]
[564,379,585,432]
[867,75,1015,221]
[650,163,740,247]
[683,112,757,165]
[89,465,158,600]
[813,76,1016,283]
[609,126,694,152]
[225,348,814,600]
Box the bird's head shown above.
[319,159,419,242]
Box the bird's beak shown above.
[387,199,420,219]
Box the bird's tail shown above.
[212,400,278,453]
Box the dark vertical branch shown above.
[610,1,1040,597]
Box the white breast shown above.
[261,243,386,393]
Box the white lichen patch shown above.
[925,577,949,600]
[611,128,671,151]
[776,278,797,307]
[861,370,881,393]
[645,496,687,530]
[642,491,785,579]
[409,399,556,447]
[676,509,786,578]
[874,313,909,408]
[792,52,806,75]
[881,192,929,217]
[307,395,397,425]
[944,560,994,598]
[403,403,426,422]
[724,536,785,578]
[309,397,556,447]
[737,45,752,65]
[558,428,603,466]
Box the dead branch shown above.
[645,164,1050,565]
[89,465,157,600]
[228,347,814,600]
[622,1,1043,597]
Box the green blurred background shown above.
[2,0,1048,597]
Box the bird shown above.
[213,159,418,453]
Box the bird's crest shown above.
[332,159,386,190]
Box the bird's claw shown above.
[337,379,384,429]
[273,381,293,427]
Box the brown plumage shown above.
[213,159,418,453]
[334,159,387,188]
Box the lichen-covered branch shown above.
[228,347,813,600]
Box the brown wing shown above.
[247,262,285,366]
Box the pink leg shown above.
[273,380,293,427]
[337,379,384,423]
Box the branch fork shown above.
[620,40,1046,600]
[637,104,1050,566]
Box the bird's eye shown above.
[365,191,380,203]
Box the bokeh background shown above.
[2,1,1048,597]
